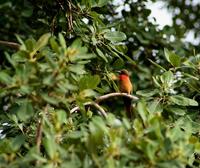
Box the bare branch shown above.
[36,105,48,153]
[56,0,65,11]
[95,92,139,103]
[70,93,139,117]
[70,102,107,117]
[67,0,73,32]
[0,40,20,50]
[36,119,43,153]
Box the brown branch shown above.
[36,119,43,153]
[56,0,65,11]
[95,92,139,103]
[36,105,48,153]
[70,102,107,117]
[67,0,73,32]
[70,93,139,117]
[0,40,20,50]
[50,14,57,34]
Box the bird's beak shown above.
[108,72,118,80]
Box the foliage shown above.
[163,0,200,46]
[0,0,200,167]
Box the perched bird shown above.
[118,69,133,118]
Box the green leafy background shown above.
[0,0,200,167]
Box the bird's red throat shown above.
[119,74,129,81]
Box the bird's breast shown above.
[119,77,133,94]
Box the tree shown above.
[0,0,200,167]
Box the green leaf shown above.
[25,38,36,51]
[183,72,199,81]
[96,48,108,62]
[97,0,108,7]
[35,33,51,50]
[137,100,148,123]
[43,133,56,159]
[164,48,181,67]
[112,58,124,69]
[16,101,34,121]
[79,75,100,90]
[176,116,200,134]
[80,89,97,98]
[40,93,59,105]
[166,106,186,116]
[135,34,149,45]
[89,0,104,8]
[115,44,128,54]
[71,38,82,48]
[68,64,86,74]
[44,55,58,69]
[43,75,54,86]
[145,141,157,161]
[0,71,12,85]
[143,9,151,17]
[0,139,12,153]
[0,2,12,9]
[68,131,83,139]
[148,59,166,71]
[79,75,100,91]
[56,110,67,124]
[152,76,161,88]
[41,163,54,168]
[30,33,51,57]
[15,34,26,50]
[50,37,59,53]
[70,53,95,62]
[169,95,198,106]
[11,135,25,151]
[148,100,163,113]
[22,8,33,17]
[20,85,32,94]
[122,118,131,130]
[136,89,159,97]
[104,31,127,42]
[90,116,109,135]
[160,71,173,84]
[12,50,29,62]
[5,52,16,67]
[59,33,66,49]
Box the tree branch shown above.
[56,0,65,11]
[70,102,107,117]
[67,0,73,32]
[70,93,139,117]
[36,105,48,153]
[95,92,139,103]
[36,119,43,153]
[0,40,20,50]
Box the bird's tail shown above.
[123,97,133,119]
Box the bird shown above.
[118,69,133,118]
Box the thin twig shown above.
[56,0,65,11]
[70,102,107,117]
[50,14,57,34]
[36,105,48,153]
[0,40,20,50]
[67,0,73,32]
[95,92,139,103]
[70,93,139,117]
[36,119,43,153]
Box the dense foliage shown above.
[0,0,200,167]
